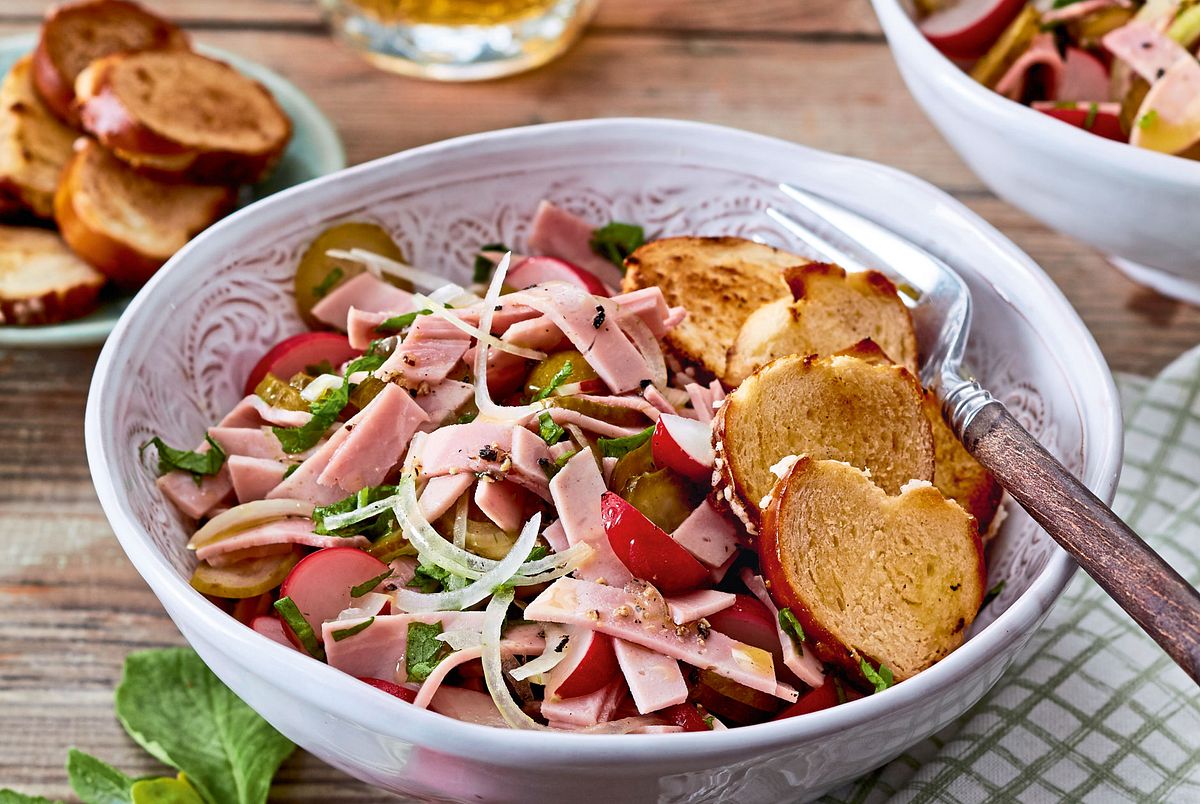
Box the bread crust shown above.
[0,225,105,325]
[759,457,986,685]
[0,56,78,219]
[32,0,189,125]
[76,51,292,185]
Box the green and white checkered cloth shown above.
[829,344,1200,804]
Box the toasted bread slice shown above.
[713,352,934,532]
[33,0,188,125]
[760,457,985,683]
[621,237,800,382]
[724,262,919,386]
[0,56,78,219]
[76,50,291,185]
[54,138,235,288]
[0,225,106,325]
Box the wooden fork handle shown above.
[962,402,1200,686]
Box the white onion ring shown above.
[187,499,314,550]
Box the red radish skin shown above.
[601,492,710,593]
[1033,103,1126,142]
[244,332,360,395]
[358,676,418,703]
[920,0,1027,60]
[506,256,610,297]
[661,703,711,732]
[651,414,714,481]
[771,678,840,720]
[278,547,389,649]
[547,627,621,699]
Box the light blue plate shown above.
[0,33,346,348]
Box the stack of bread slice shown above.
[623,236,1000,688]
[0,0,291,326]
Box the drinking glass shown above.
[321,0,599,81]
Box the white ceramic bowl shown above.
[86,119,1122,803]
[872,0,1200,304]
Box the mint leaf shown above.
[980,579,1006,611]
[589,222,645,269]
[273,597,324,660]
[778,607,806,645]
[312,484,398,539]
[859,658,894,694]
[351,568,393,598]
[406,622,449,682]
[407,562,450,593]
[531,361,573,402]
[597,425,654,459]
[66,749,133,804]
[375,309,431,333]
[273,353,385,454]
[114,648,294,804]
[537,411,566,445]
[473,243,507,283]
[129,777,204,804]
[312,267,344,299]
[0,792,63,804]
[331,617,375,642]
[1138,109,1159,130]
[1083,101,1099,131]
[141,436,226,483]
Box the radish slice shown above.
[920,0,1028,60]
[545,627,621,699]
[601,492,710,594]
[358,676,418,703]
[651,413,714,481]
[506,256,610,297]
[250,615,295,649]
[1032,102,1126,141]
[277,547,389,647]
[244,332,359,396]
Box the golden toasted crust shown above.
[621,237,799,381]
[724,262,919,386]
[759,457,985,683]
[0,56,78,219]
[54,138,235,288]
[32,0,188,125]
[0,225,106,325]
[713,352,935,533]
[923,390,1003,538]
[76,50,291,185]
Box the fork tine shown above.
[764,208,868,272]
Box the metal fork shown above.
[770,184,1200,686]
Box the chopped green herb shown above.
[140,435,227,484]
[273,597,324,660]
[703,714,715,729]
[860,658,894,694]
[531,360,574,401]
[376,309,432,333]
[282,463,300,480]
[589,221,645,269]
[538,411,566,445]
[408,561,452,593]
[779,607,806,645]
[1051,0,1087,7]
[473,243,508,283]
[833,678,847,705]
[331,617,375,642]
[273,353,386,454]
[312,267,344,299]
[1138,109,1159,130]
[312,484,399,539]
[597,425,655,459]
[303,360,335,378]
[406,622,450,682]
[526,545,549,563]
[350,569,393,598]
[456,408,479,425]
[980,579,1006,611]
[1083,101,1099,131]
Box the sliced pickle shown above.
[970,5,1040,89]
[549,396,647,428]
[288,371,317,391]
[1072,6,1136,47]
[189,548,301,599]
[368,528,417,563]
[525,349,599,399]
[294,222,408,327]
[621,468,702,533]
[465,519,519,560]
[348,375,389,413]
[610,440,656,495]
[254,373,309,411]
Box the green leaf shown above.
[0,792,63,804]
[406,621,450,682]
[351,568,394,598]
[1138,109,1159,130]
[272,353,386,454]
[589,222,645,269]
[312,484,399,539]
[114,648,294,804]
[375,309,431,333]
[311,267,344,299]
[526,545,549,562]
[1083,101,1099,131]
[531,361,574,402]
[66,749,134,804]
[129,775,205,804]
[141,436,226,483]
[282,464,299,480]
[537,411,566,445]
[859,658,894,694]
[331,616,376,642]
[407,561,451,593]
[597,425,654,459]
[980,579,1006,611]
[273,597,324,660]
[473,243,508,284]
[778,607,806,645]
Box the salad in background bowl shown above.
[873,0,1200,304]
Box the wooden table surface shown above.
[2,0,1198,799]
